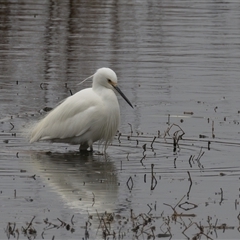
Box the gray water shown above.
[1,0,240,239]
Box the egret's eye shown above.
[107,79,111,83]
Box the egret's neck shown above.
[92,84,111,95]
[93,85,118,105]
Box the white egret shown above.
[29,67,133,152]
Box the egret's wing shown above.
[30,89,103,142]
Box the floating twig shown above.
[140,154,146,167]
[126,176,133,191]
[196,147,205,169]
[219,188,224,205]
[92,192,95,206]
[85,222,90,239]
[118,133,121,143]
[235,199,238,210]
[208,141,211,150]
[142,144,147,155]
[151,164,157,190]
[5,222,16,239]
[174,157,177,168]
[23,216,36,233]
[96,210,111,237]
[212,120,215,138]
[71,215,75,225]
[147,204,152,214]
[57,218,66,227]
[163,195,186,220]
[150,136,156,149]
[187,171,193,199]
[182,222,214,240]
[167,114,170,125]
[184,111,193,115]
[164,123,185,152]
[31,174,36,180]
[179,201,198,211]
[10,122,14,130]
[188,155,193,168]
[128,123,133,136]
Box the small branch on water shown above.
[126,176,133,191]
[142,144,147,155]
[179,201,198,211]
[71,215,75,225]
[57,218,66,227]
[174,157,177,168]
[118,133,121,144]
[163,195,196,221]
[188,155,193,168]
[128,123,133,137]
[163,123,185,152]
[187,171,193,199]
[10,122,14,130]
[208,141,211,150]
[140,154,146,168]
[212,120,215,138]
[147,204,152,214]
[23,216,36,233]
[196,147,205,169]
[219,188,224,205]
[92,192,95,207]
[150,136,156,149]
[150,164,157,190]
[167,114,170,125]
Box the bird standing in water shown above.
[29,68,133,152]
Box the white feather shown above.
[29,67,132,152]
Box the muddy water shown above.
[1,0,240,239]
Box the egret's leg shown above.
[79,142,94,152]
[79,143,89,151]
[88,140,93,152]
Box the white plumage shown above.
[29,67,133,152]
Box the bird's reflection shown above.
[30,151,118,214]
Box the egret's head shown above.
[93,67,133,108]
[93,67,118,90]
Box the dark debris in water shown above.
[3,113,240,239]
[5,215,75,240]
[4,202,238,240]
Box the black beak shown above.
[113,85,133,108]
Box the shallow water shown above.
[1,0,240,239]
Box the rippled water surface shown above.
[1,0,240,239]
